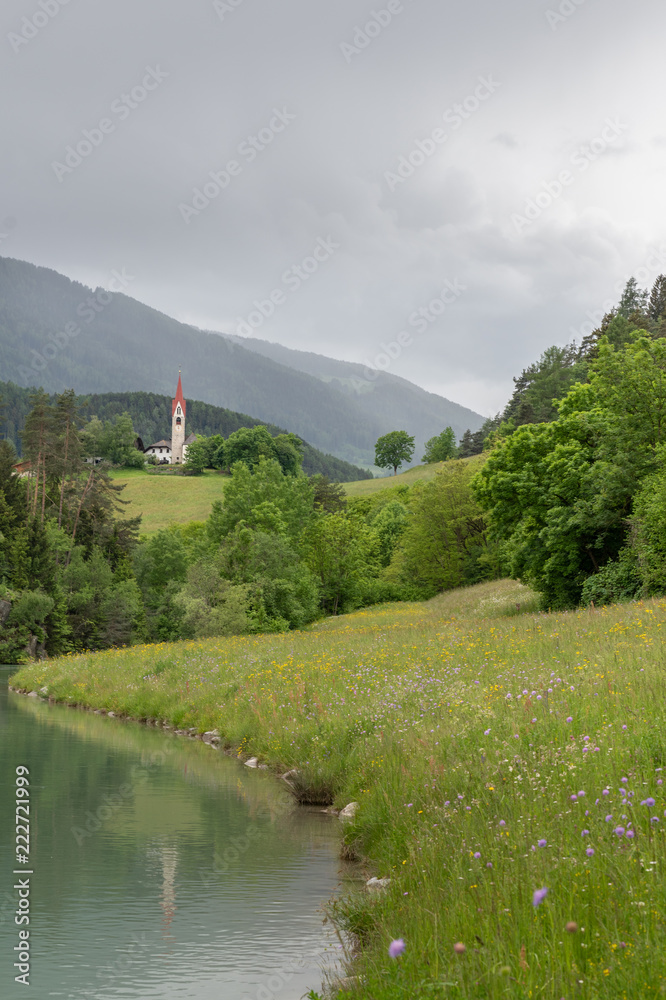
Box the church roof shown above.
[172,373,186,417]
[184,433,197,444]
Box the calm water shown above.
[0,667,348,999]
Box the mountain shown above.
[0,256,485,466]
[0,382,372,483]
[222,333,486,462]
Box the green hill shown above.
[0,255,485,466]
[109,469,226,534]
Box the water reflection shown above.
[0,669,349,999]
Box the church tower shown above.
[171,371,186,464]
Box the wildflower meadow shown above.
[11,578,666,998]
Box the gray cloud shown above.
[1,0,665,414]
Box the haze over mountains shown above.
[0,256,485,467]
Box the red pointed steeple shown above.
[172,371,186,417]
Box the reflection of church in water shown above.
[144,373,197,465]
[158,843,178,939]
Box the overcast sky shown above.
[2,0,665,414]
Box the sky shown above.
[2,0,665,416]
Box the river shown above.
[0,666,348,999]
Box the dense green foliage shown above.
[474,274,666,609]
[422,426,456,463]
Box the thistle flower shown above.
[388,939,405,958]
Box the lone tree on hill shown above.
[374,430,415,476]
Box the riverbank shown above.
[11,578,666,998]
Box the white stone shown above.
[245,757,259,768]
[339,801,359,821]
[366,877,391,891]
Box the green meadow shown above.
[11,578,666,997]
[110,468,226,534]
[110,460,464,533]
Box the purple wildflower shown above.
[566,717,573,723]
[474,852,481,858]
[499,820,506,826]
[626,830,635,838]
[389,939,405,958]
[581,829,590,836]
[614,826,625,836]
[538,839,547,847]
[586,847,595,856]
[533,887,549,907]
[605,815,613,822]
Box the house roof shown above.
[146,439,172,450]
[172,373,186,417]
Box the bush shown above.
[580,551,641,606]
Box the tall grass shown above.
[11,578,666,997]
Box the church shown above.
[144,373,197,465]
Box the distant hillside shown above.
[223,333,485,460]
[0,382,372,482]
[0,256,485,466]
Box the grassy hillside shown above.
[111,469,225,534]
[343,454,485,496]
[11,580,666,997]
